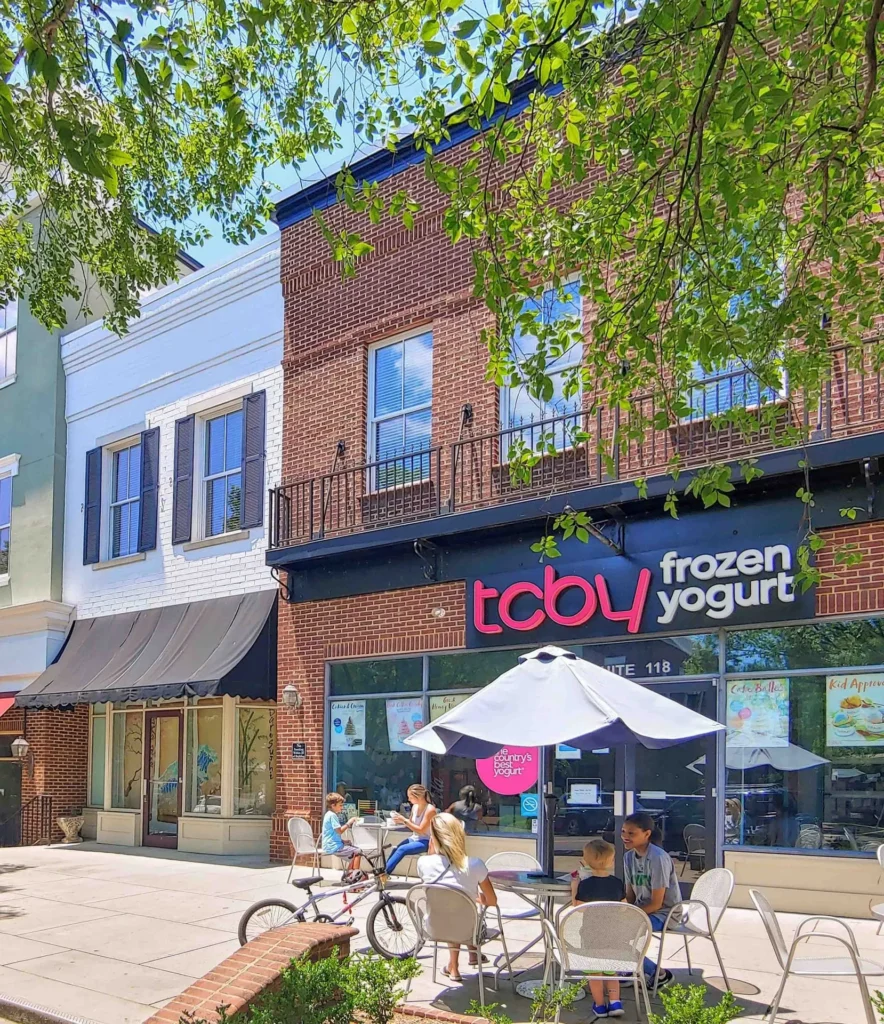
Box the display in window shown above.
[726,679,789,748]
[385,697,423,751]
[330,700,366,750]
[476,745,539,795]
[236,707,276,815]
[827,673,884,746]
[429,693,468,721]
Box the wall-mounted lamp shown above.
[281,685,303,710]
[11,737,33,777]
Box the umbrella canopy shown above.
[688,742,829,774]
[405,645,724,758]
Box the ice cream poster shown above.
[726,679,790,748]
[827,674,884,746]
[429,693,469,722]
[386,697,424,751]
[330,700,366,751]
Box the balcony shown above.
[268,342,884,551]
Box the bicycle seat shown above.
[290,875,323,889]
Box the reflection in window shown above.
[111,442,141,558]
[0,475,10,575]
[111,711,142,809]
[689,360,782,419]
[89,708,106,807]
[235,706,275,815]
[0,299,16,380]
[727,620,884,673]
[429,650,525,691]
[431,754,536,837]
[330,658,422,697]
[204,408,242,537]
[582,635,717,679]
[187,705,223,814]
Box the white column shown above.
[221,696,236,818]
[103,702,113,811]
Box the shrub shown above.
[648,984,742,1024]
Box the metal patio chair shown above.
[651,867,734,993]
[351,823,385,867]
[681,823,706,875]
[870,844,884,934]
[795,824,823,849]
[485,851,544,921]
[286,816,323,880]
[405,883,514,1008]
[542,903,653,1022]
[750,888,884,1024]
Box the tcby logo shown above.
[473,564,652,635]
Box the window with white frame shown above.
[500,280,583,450]
[110,440,141,558]
[368,332,433,489]
[203,407,243,536]
[0,300,16,382]
[0,474,10,575]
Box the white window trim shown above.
[366,328,434,468]
[0,325,16,387]
[101,437,142,562]
[108,440,142,560]
[0,454,18,586]
[193,399,245,542]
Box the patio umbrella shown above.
[404,645,725,759]
[687,742,829,774]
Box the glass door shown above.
[142,711,183,849]
[631,680,719,884]
[552,745,618,875]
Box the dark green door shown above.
[0,762,22,846]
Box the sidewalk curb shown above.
[0,995,100,1024]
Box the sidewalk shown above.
[0,843,877,1023]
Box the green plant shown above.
[466,1000,513,1024]
[248,954,355,1024]
[529,982,585,1023]
[349,954,421,1024]
[648,985,742,1024]
[873,989,884,1021]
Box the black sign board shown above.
[291,742,307,760]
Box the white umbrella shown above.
[405,645,724,758]
[688,742,829,774]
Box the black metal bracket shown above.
[270,566,294,603]
[564,504,625,556]
[413,539,440,581]
[461,403,473,428]
[863,457,879,517]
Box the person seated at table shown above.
[570,838,626,1018]
[385,784,437,875]
[447,785,482,833]
[321,792,365,883]
[622,812,676,990]
[417,812,498,981]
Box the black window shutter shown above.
[137,427,160,553]
[240,390,266,529]
[172,415,195,544]
[83,446,102,565]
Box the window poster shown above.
[385,697,424,751]
[329,700,366,751]
[429,693,469,721]
[726,678,789,748]
[827,674,884,747]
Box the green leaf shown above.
[455,20,479,38]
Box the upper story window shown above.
[689,360,784,419]
[0,474,10,575]
[110,441,142,559]
[0,299,17,384]
[500,280,583,450]
[368,332,433,488]
[204,407,243,537]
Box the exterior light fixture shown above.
[431,607,447,619]
[11,737,33,777]
[281,684,302,710]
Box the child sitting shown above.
[570,838,626,1019]
[321,792,365,883]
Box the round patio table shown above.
[488,870,583,1000]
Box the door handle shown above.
[614,791,624,817]
[626,791,635,815]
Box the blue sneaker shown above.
[592,1004,609,1018]
[607,1002,624,1018]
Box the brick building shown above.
[267,93,884,915]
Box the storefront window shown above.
[726,620,884,673]
[235,706,275,815]
[330,659,422,696]
[111,711,142,809]
[428,650,523,690]
[89,708,106,808]
[583,635,718,678]
[329,696,421,813]
[186,705,223,814]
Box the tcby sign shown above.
[476,746,539,795]
[467,540,814,647]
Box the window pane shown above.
[583,636,718,678]
[0,477,10,527]
[186,706,223,814]
[90,716,106,807]
[235,707,275,815]
[0,300,17,333]
[429,650,526,691]
[375,416,405,463]
[226,472,242,532]
[0,528,7,574]
[128,443,141,497]
[402,333,432,408]
[727,620,884,673]
[404,408,431,453]
[128,500,140,556]
[206,416,226,476]
[111,711,142,809]
[225,410,242,472]
[112,503,129,559]
[113,449,129,502]
[373,343,403,417]
[330,658,422,696]
[205,478,226,536]
[330,697,420,813]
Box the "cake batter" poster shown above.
[386,697,424,751]
[329,700,366,751]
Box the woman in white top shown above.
[417,812,498,981]
[385,784,437,875]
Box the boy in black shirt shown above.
[569,838,625,1018]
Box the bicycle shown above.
[238,853,419,959]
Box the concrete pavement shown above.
[0,843,877,1023]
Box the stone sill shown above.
[182,529,250,552]
[0,374,16,393]
[92,552,147,571]
[0,574,7,588]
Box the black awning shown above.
[16,591,277,709]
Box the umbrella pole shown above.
[538,745,556,876]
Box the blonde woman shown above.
[386,783,437,874]
[417,812,498,982]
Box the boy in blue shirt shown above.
[322,792,365,882]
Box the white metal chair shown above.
[651,867,733,992]
[485,851,544,921]
[750,888,884,1024]
[871,844,884,934]
[405,883,514,1008]
[286,816,323,880]
[681,823,706,875]
[351,823,385,867]
[795,824,823,849]
[542,903,653,1022]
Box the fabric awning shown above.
[0,697,16,720]
[16,591,277,709]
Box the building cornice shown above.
[0,600,74,639]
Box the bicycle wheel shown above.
[366,896,419,959]
[238,899,299,945]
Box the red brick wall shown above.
[817,521,884,616]
[20,706,89,841]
